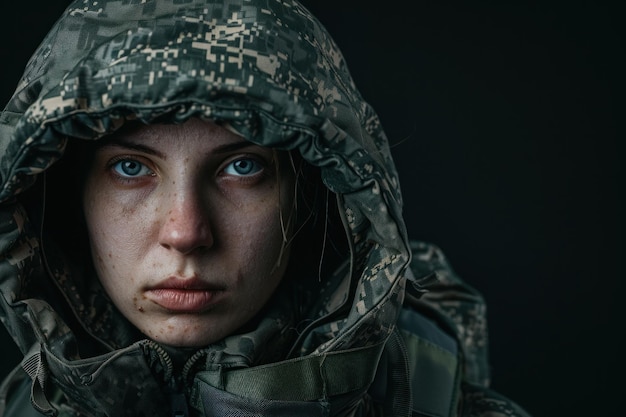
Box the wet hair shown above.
[283,153,348,281]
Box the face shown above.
[83,118,294,347]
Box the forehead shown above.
[107,118,245,147]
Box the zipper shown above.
[141,340,192,417]
[169,392,190,417]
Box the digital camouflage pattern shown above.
[0,1,531,416]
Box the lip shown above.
[145,277,223,313]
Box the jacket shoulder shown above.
[393,240,533,417]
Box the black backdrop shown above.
[0,2,622,416]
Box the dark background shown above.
[1,2,622,417]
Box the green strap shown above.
[20,345,55,416]
[382,329,412,417]
[194,341,385,402]
[369,308,462,417]
[0,372,48,417]
[398,309,461,417]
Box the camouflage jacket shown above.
[0,1,531,416]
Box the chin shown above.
[147,333,216,348]
[136,327,215,348]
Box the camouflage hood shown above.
[0,0,410,415]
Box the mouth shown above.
[145,277,224,313]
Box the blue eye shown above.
[112,159,153,177]
[223,158,263,177]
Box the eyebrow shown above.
[100,139,166,159]
[99,138,259,158]
[212,141,261,154]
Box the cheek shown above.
[235,199,291,276]
[83,200,148,309]
[83,189,150,275]
[85,211,126,286]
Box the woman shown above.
[0,0,531,416]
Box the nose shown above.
[158,193,214,254]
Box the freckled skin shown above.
[83,118,294,347]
